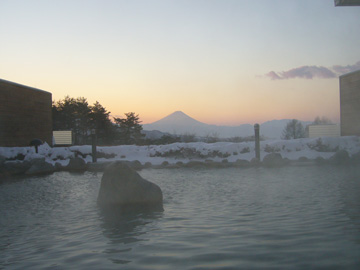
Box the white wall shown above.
[53,131,73,145]
[308,125,340,138]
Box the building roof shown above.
[339,69,360,78]
[0,78,50,95]
[335,0,360,6]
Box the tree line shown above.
[53,96,334,145]
[52,96,144,145]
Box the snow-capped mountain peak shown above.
[150,111,204,126]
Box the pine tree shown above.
[89,101,116,145]
[114,112,144,145]
[52,96,116,145]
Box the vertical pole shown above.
[91,129,97,163]
[254,124,260,160]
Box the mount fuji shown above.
[143,111,309,139]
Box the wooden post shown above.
[91,129,97,163]
[254,124,260,160]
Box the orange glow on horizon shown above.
[45,75,341,127]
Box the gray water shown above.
[1,166,360,270]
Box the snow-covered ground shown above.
[1,136,360,166]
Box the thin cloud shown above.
[332,61,360,74]
[266,61,360,80]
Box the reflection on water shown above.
[99,207,163,265]
[100,206,163,245]
[0,166,360,269]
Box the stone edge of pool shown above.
[1,149,359,181]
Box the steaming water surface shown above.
[1,166,360,269]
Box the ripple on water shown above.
[0,167,360,269]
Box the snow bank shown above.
[1,136,359,166]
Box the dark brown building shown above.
[335,0,360,6]
[0,79,52,147]
[339,70,360,136]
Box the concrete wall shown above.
[0,79,52,147]
[340,70,360,136]
[308,125,340,138]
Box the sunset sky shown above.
[1,0,359,125]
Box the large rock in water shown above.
[262,153,285,167]
[97,162,163,210]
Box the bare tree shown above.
[282,119,306,140]
[181,132,197,143]
[312,116,333,125]
[205,132,220,143]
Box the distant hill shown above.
[143,111,312,139]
